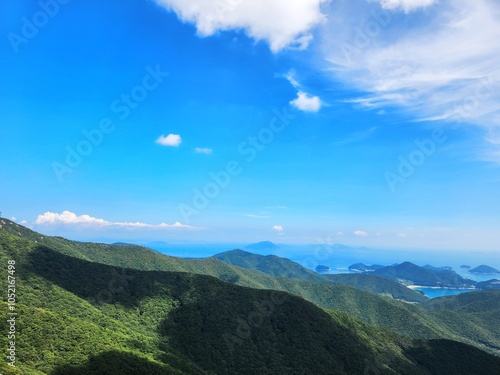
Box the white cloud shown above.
[286,70,322,112]
[156,134,182,147]
[322,0,500,158]
[154,0,328,52]
[245,214,271,219]
[354,230,368,237]
[290,91,322,112]
[272,225,284,232]
[10,217,16,221]
[35,211,194,229]
[195,147,213,154]
[375,0,437,13]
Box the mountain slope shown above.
[213,249,326,283]
[5,226,499,374]
[324,273,428,303]
[1,220,499,356]
[372,262,476,287]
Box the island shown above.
[315,265,331,272]
[469,265,500,274]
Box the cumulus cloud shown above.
[354,230,368,237]
[156,134,182,147]
[290,92,322,112]
[195,147,213,154]
[35,211,193,229]
[322,0,500,158]
[154,0,328,52]
[272,225,284,232]
[375,0,437,12]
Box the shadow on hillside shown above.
[404,339,500,375]
[51,350,182,375]
[157,276,380,375]
[26,245,192,308]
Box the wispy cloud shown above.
[156,134,182,147]
[321,0,500,158]
[333,126,378,145]
[35,211,194,229]
[154,0,328,52]
[245,214,271,219]
[195,147,213,154]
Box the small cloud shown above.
[195,147,213,154]
[354,230,368,237]
[245,214,271,219]
[336,231,344,236]
[286,70,322,112]
[397,233,408,238]
[290,91,322,112]
[10,217,16,221]
[19,220,28,225]
[272,225,284,232]
[35,211,194,230]
[156,134,182,147]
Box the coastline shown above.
[407,285,477,290]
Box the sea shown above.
[145,243,499,299]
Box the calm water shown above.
[146,243,498,300]
[413,288,476,299]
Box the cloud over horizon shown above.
[35,211,194,230]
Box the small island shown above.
[469,265,500,274]
[315,265,331,272]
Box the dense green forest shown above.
[1,219,500,374]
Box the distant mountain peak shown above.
[243,241,279,252]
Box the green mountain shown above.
[324,273,428,303]
[213,249,326,283]
[2,221,500,374]
[477,279,500,290]
[372,262,476,287]
[1,220,499,355]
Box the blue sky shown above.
[1,0,500,251]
